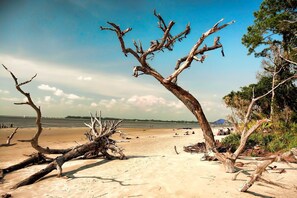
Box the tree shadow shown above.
[126,155,161,159]
[65,175,144,187]
[41,157,149,186]
[245,191,275,198]
[40,159,111,181]
[64,159,111,176]
[62,159,146,187]
[0,143,16,147]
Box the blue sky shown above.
[0,0,263,121]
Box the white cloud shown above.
[93,95,184,111]
[78,76,92,81]
[0,54,230,121]
[0,97,19,102]
[90,102,98,107]
[127,95,166,106]
[0,54,164,98]
[38,83,84,100]
[67,94,83,100]
[44,96,52,102]
[0,89,9,94]
[38,84,57,92]
[54,89,64,96]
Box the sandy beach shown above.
[0,127,296,198]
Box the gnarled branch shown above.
[2,64,71,154]
[0,127,19,147]
[164,19,235,83]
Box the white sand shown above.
[0,127,296,197]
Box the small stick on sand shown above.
[174,146,179,155]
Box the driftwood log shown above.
[1,65,126,189]
[238,149,297,192]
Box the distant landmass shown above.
[211,119,229,125]
[65,115,228,125]
[65,115,197,123]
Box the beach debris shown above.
[184,142,206,153]
[0,127,18,147]
[174,145,179,155]
[238,150,297,192]
[1,193,12,198]
[235,162,244,167]
[200,150,218,161]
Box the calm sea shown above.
[0,115,200,129]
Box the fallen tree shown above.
[1,65,125,189]
[238,149,297,192]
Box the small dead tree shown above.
[2,64,70,155]
[101,10,234,150]
[1,65,125,189]
[215,73,297,173]
[0,127,18,147]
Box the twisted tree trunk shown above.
[101,11,234,150]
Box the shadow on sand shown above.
[39,155,157,186]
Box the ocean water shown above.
[0,116,200,129]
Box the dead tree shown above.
[101,10,234,150]
[2,65,70,155]
[214,73,297,173]
[0,127,18,147]
[236,148,297,192]
[1,65,125,189]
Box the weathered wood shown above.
[101,11,234,151]
[2,64,71,155]
[5,127,18,145]
[2,65,126,188]
[174,146,179,155]
[240,149,296,192]
[1,153,49,178]
[12,141,98,189]
[240,157,276,192]
[0,127,18,147]
[213,73,296,173]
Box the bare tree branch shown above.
[100,23,139,60]
[6,127,18,145]
[164,19,235,83]
[0,127,19,147]
[102,10,234,151]
[243,74,297,126]
[280,55,297,66]
[2,64,71,154]
[239,151,295,192]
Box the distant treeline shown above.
[65,116,197,124]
